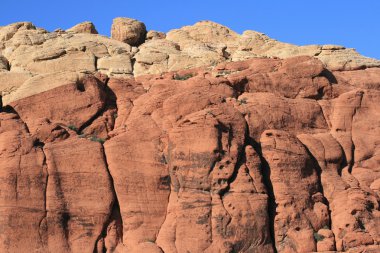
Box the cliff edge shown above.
[0,18,379,253]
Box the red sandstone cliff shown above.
[0,19,379,253]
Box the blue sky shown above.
[2,1,379,59]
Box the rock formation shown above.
[0,18,379,253]
[66,21,98,34]
[111,17,147,46]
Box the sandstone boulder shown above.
[111,17,147,46]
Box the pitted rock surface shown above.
[0,19,379,253]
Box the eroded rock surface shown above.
[0,19,379,253]
[111,17,147,46]
[1,19,380,105]
[66,21,98,34]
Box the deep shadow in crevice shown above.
[33,139,45,148]
[246,136,278,253]
[2,104,18,114]
[1,104,31,133]
[131,58,136,74]
[216,121,245,198]
[94,145,124,253]
[78,78,117,134]
[219,119,278,252]
[230,77,249,98]
[61,212,71,243]
[76,80,86,92]
[320,69,338,84]
[301,144,333,229]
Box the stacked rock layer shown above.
[0,18,379,253]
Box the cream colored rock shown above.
[2,71,86,105]
[317,47,380,71]
[0,22,35,42]
[0,71,32,98]
[235,30,380,70]
[30,50,95,74]
[1,30,135,102]
[6,32,132,75]
[165,21,235,67]
[8,42,96,75]
[66,21,98,34]
[0,19,379,102]
[98,54,133,76]
[235,30,320,60]
[164,21,380,72]
[111,17,147,46]
[2,27,49,49]
[166,21,240,53]
[133,39,181,75]
[146,30,166,40]
[134,39,224,76]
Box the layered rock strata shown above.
[0,19,379,253]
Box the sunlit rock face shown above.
[0,19,379,253]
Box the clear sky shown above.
[2,0,379,59]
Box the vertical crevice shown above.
[94,56,98,72]
[37,141,48,248]
[94,144,124,253]
[248,137,278,253]
[302,143,333,229]
[43,142,72,251]
[156,137,171,244]
[131,57,136,75]
[348,91,363,173]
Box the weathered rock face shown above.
[111,17,147,46]
[0,19,379,253]
[1,18,380,105]
[66,21,98,34]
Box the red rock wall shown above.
[0,56,379,252]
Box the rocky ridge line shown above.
[1,18,380,105]
[0,18,379,253]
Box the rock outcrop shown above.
[111,17,147,46]
[66,21,98,34]
[0,18,379,253]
